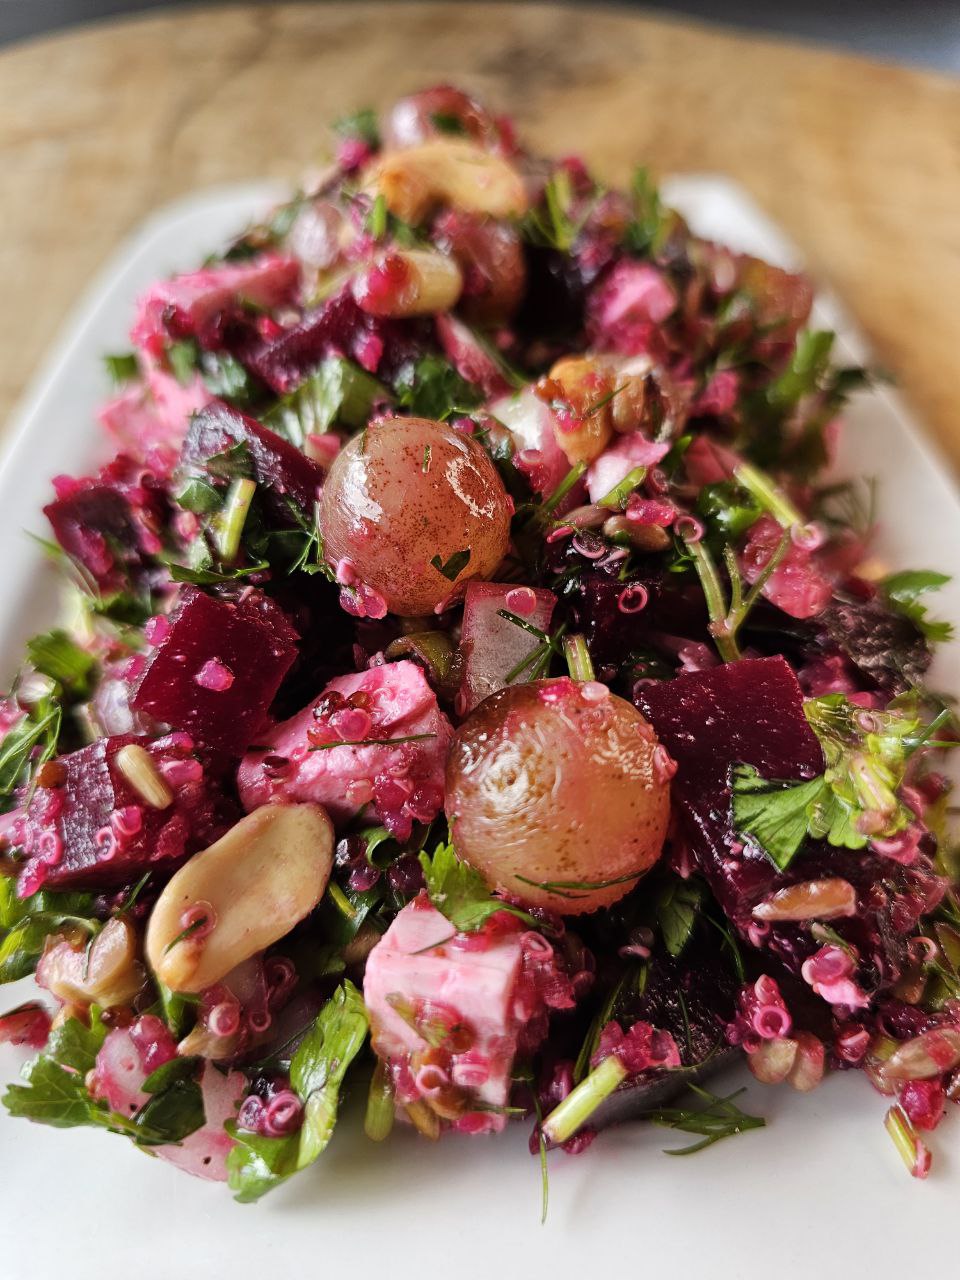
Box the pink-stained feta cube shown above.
[130,254,300,358]
[585,433,670,504]
[458,581,556,713]
[89,1022,244,1182]
[98,363,210,475]
[489,387,571,498]
[238,660,453,839]
[363,898,543,1133]
[587,260,677,356]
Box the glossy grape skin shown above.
[445,679,671,914]
[319,417,512,617]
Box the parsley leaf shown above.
[167,339,200,386]
[3,1015,107,1128]
[333,107,380,148]
[419,842,534,932]
[265,357,387,447]
[881,569,953,643]
[430,548,471,581]
[26,629,94,700]
[655,878,705,956]
[393,354,481,421]
[0,694,63,813]
[731,765,829,871]
[103,352,139,386]
[226,981,369,1202]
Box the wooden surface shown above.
[2,2,959,468]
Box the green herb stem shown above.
[598,465,647,510]
[734,462,803,529]
[541,1054,627,1145]
[539,462,587,521]
[563,633,595,682]
[212,477,257,562]
[309,733,437,752]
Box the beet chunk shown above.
[636,656,824,929]
[179,401,324,523]
[13,734,232,894]
[238,289,431,394]
[44,456,167,595]
[131,587,299,752]
[636,658,944,986]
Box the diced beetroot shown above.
[585,433,670,503]
[130,254,300,358]
[458,581,556,713]
[238,660,453,840]
[179,401,324,523]
[636,658,945,986]
[44,456,168,594]
[239,289,431,394]
[636,656,823,929]
[364,896,566,1134]
[741,515,833,620]
[130,586,299,753]
[12,732,233,894]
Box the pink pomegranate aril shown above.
[131,586,299,753]
[12,732,232,893]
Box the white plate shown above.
[1,180,958,1280]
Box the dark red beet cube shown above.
[13,733,232,895]
[180,400,324,522]
[637,657,939,986]
[637,656,824,929]
[130,586,299,752]
[239,289,431,393]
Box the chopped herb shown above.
[731,765,829,870]
[422,443,432,473]
[583,383,627,419]
[166,339,200,386]
[430,548,471,581]
[655,878,704,956]
[0,879,99,985]
[623,166,664,256]
[333,107,380,148]
[562,633,595,682]
[0,695,63,813]
[598,465,648,511]
[167,559,269,586]
[26,630,94,700]
[102,352,139,386]
[515,869,641,900]
[199,351,253,405]
[162,914,209,955]
[393,354,481,421]
[265,357,387,447]
[430,111,468,136]
[365,194,388,240]
[419,841,536,932]
[175,477,222,515]
[646,1084,765,1155]
[226,981,369,1201]
[881,570,953,643]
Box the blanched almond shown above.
[370,139,528,223]
[145,803,333,993]
[37,916,144,1009]
[353,248,463,318]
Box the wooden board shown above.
[2,2,958,468]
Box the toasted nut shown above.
[536,356,614,465]
[746,1036,798,1085]
[177,1022,240,1061]
[602,514,672,552]
[115,743,173,809]
[369,138,528,223]
[752,877,857,922]
[353,248,463,318]
[145,803,334,993]
[37,917,144,1009]
[404,1099,441,1140]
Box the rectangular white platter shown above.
[1,178,958,1280]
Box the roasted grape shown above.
[445,678,671,914]
[319,417,512,617]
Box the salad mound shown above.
[1,84,958,1203]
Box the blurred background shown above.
[1,0,959,70]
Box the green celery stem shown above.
[541,1054,627,1145]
